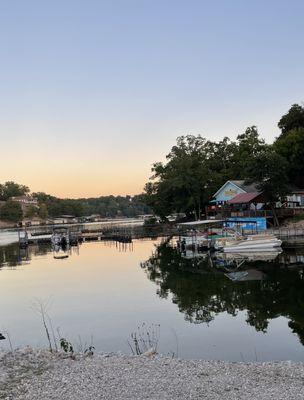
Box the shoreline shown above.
[2,348,304,399]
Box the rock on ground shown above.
[1,348,304,399]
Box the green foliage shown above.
[275,104,304,187]
[144,135,228,220]
[60,338,74,354]
[142,241,304,343]
[32,192,151,218]
[275,127,304,187]
[246,145,289,203]
[1,103,304,222]
[231,126,266,178]
[0,201,23,222]
[38,203,48,219]
[278,104,304,136]
[25,205,38,218]
[144,103,304,219]
[128,323,160,355]
[143,217,158,226]
[144,129,271,219]
[84,345,95,356]
[0,185,151,221]
[60,337,94,356]
[0,181,29,201]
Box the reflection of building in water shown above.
[0,243,54,269]
[217,251,281,263]
[181,249,208,260]
[101,239,134,253]
[278,252,304,267]
[225,269,265,282]
[142,240,304,345]
[212,251,282,270]
[0,244,31,268]
[0,238,135,269]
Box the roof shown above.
[11,195,37,201]
[178,219,225,226]
[229,180,259,193]
[213,180,259,197]
[228,192,262,204]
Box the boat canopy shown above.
[178,219,225,227]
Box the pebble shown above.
[1,349,304,399]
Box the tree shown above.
[231,126,266,178]
[143,130,271,220]
[25,205,37,218]
[0,181,29,201]
[278,104,304,136]
[38,204,48,219]
[275,127,304,188]
[144,135,215,220]
[0,201,23,223]
[246,146,289,225]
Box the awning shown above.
[178,219,225,226]
[228,192,262,204]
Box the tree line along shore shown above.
[0,103,304,227]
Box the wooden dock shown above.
[269,227,304,238]
[18,224,178,247]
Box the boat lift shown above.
[177,218,260,251]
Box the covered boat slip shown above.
[177,219,226,250]
[178,217,266,233]
[177,219,282,253]
[178,218,257,241]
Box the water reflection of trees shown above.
[0,243,51,269]
[141,241,304,344]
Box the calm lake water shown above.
[1,238,304,362]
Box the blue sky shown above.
[0,0,303,197]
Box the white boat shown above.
[214,233,282,252]
[51,233,69,247]
[27,232,52,241]
[220,235,282,253]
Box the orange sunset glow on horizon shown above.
[1,1,302,199]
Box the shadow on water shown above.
[141,240,304,346]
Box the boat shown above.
[53,254,69,260]
[177,220,227,250]
[216,234,282,253]
[51,228,70,247]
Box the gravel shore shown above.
[1,348,304,399]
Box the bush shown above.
[0,201,23,222]
[143,217,158,226]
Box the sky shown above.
[0,0,303,198]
